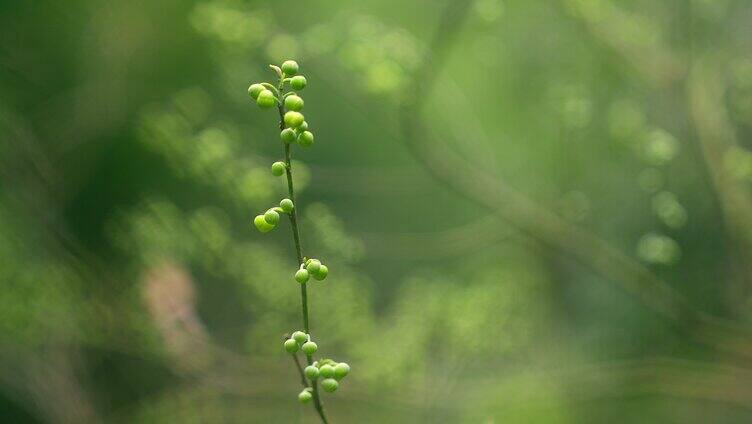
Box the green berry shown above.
[271,161,286,176]
[284,338,299,353]
[248,83,264,100]
[295,269,310,284]
[280,128,297,143]
[281,60,299,76]
[253,215,275,233]
[320,364,335,378]
[264,209,279,225]
[284,95,304,111]
[256,90,276,108]
[304,365,320,380]
[284,111,305,128]
[301,341,317,355]
[306,259,321,274]
[334,363,350,380]
[312,264,328,281]
[290,75,307,90]
[292,331,307,344]
[298,389,312,403]
[280,198,294,212]
[321,378,338,393]
[298,131,314,147]
[299,121,309,131]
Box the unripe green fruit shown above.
[256,90,276,108]
[292,331,308,344]
[280,128,297,143]
[301,341,317,355]
[304,365,320,380]
[306,259,321,274]
[284,338,299,353]
[284,95,304,111]
[298,131,314,147]
[290,75,307,90]
[248,83,264,100]
[334,362,350,379]
[253,215,274,233]
[280,198,294,212]
[271,161,286,176]
[321,378,338,393]
[299,121,309,131]
[295,269,310,284]
[264,209,279,225]
[284,111,305,128]
[298,389,312,403]
[312,264,328,281]
[281,60,299,76]
[319,364,335,378]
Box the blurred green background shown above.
[3,0,752,422]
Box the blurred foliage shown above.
[2,0,752,422]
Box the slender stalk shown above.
[276,80,330,424]
[291,353,308,388]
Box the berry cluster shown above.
[248,60,314,148]
[284,330,318,355]
[252,198,294,233]
[283,332,350,402]
[305,359,350,395]
[295,258,328,283]
[247,60,343,420]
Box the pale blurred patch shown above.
[190,1,269,47]
[474,0,505,24]
[652,191,688,229]
[642,128,679,166]
[142,262,212,372]
[637,232,680,265]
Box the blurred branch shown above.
[398,0,752,358]
[560,0,685,87]
[561,0,752,324]
[687,58,752,304]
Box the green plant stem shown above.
[291,353,308,388]
[283,142,310,331]
[276,80,330,424]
